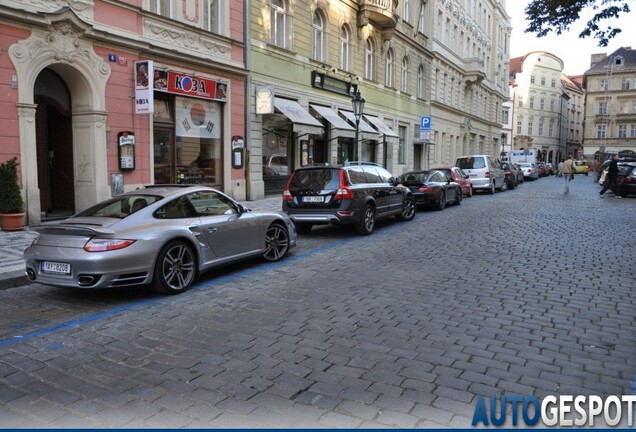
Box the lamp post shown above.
[351,90,365,162]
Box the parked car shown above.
[512,163,525,183]
[518,162,539,180]
[430,165,473,197]
[545,162,555,175]
[573,160,590,175]
[595,157,636,181]
[617,162,636,196]
[500,161,521,189]
[282,163,416,235]
[399,170,462,210]
[24,186,297,294]
[455,155,506,194]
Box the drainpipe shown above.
[244,0,251,200]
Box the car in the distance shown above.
[455,155,506,194]
[430,165,473,197]
[518,162,539,180]
[573,160,590,175]
[617,162,636,196]
[399,170,462,210]
[24,185,297,294]
[500,161,522,189]
[282,163,415,235]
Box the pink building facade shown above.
[0,1,246,224]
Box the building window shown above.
[550,98,555,111]
[403,0,410,23]
[538,120,544,136]
[385,48,394,87]
[597,124,606,139]
[622,78,631,90]
[518,98,523,108]
[364,38,375,81]
[270,0,288,48]
[548,120,554,137]
[619,124,627,138]
[502,108,509,124]
[541,76,545,85]
[312,10,326,62]
[149,0,173,18]
[529,96,534,109]
[527,121,533,135]
[540,98,545,110]
[631,125,636,138]
[551,78,556,87]
[340,25,351,71]
[398,125,406,164]
[600,79,608,91]
[401,56,410,93]
[417,64,424,98]
[633,101,636,113]
[530,75,535,84]
[517,120,522,134]
[418,1,426,33]
[599,102,608,115]
[203,0,219,33]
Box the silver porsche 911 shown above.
[24,185,297,294]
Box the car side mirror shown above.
[238,204,251,213]
[390,177,399,185]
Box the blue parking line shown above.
[0,236,359,348]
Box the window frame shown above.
[312,9,326,62]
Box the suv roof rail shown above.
[343,161,382,167]
[301,162,333,167]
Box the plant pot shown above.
[0,213,25,231]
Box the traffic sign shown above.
[420,116,431,131]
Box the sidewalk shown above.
[0,195,283,290]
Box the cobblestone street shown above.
[1,174,635,428]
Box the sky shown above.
[506,0,636,76]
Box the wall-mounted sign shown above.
[256,85,274,114]
[118,131,135,170]
[152,68,227,102]
[134,60,154,114]
[311,71,356,96]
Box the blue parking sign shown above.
[420,116,431,131]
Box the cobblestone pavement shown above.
[0,175,635,428]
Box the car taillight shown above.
[418,186,433,193]
[625,177,633,183]
[334,170,353,200]
[282,176,294,202]
[485,171,491,178]
[84,239,135,252]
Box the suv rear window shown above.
[457,157,486,169]
[289,168,340,193]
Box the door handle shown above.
[207,227,218,233]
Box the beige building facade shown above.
[583,47,636,162]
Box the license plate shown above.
[302,196,324,203]
[41,261,71,275]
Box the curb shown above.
[0,270,30,291]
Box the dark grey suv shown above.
[282,163,416,235]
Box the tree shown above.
[524,0,632,47]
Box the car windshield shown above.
[401,171,431,183]
[289,168,340,193]
[519,163,531,168]
[456,157,485,170]
[74,194,163,219]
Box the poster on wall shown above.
[175,96,221,139]
[134,60,154,114]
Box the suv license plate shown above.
[302,196,324,203]
[41,261,71,275]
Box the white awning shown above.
[274,98,324,135]
[311,105,355,131]
[339,110,377,134]
[364,115,399,138]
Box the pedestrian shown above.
[561,154,575,194]
[599,154,622,198]
[593,158,600,174]
[557,160,564,177]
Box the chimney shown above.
[590,53,607,67]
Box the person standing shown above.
[599,154,621,198]
[561,155,576,194]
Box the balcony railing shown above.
[358,0,398,29]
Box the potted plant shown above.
[0,157,25,231]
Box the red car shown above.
[430,166,473,197]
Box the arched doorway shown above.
[35,69,74,218]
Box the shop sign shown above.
[134,60,154,114]
[256,85,274,114]
[155,70,228,102]
[311,71,356,96]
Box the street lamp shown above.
[351,90,365,162]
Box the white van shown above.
[455,155,506,194]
